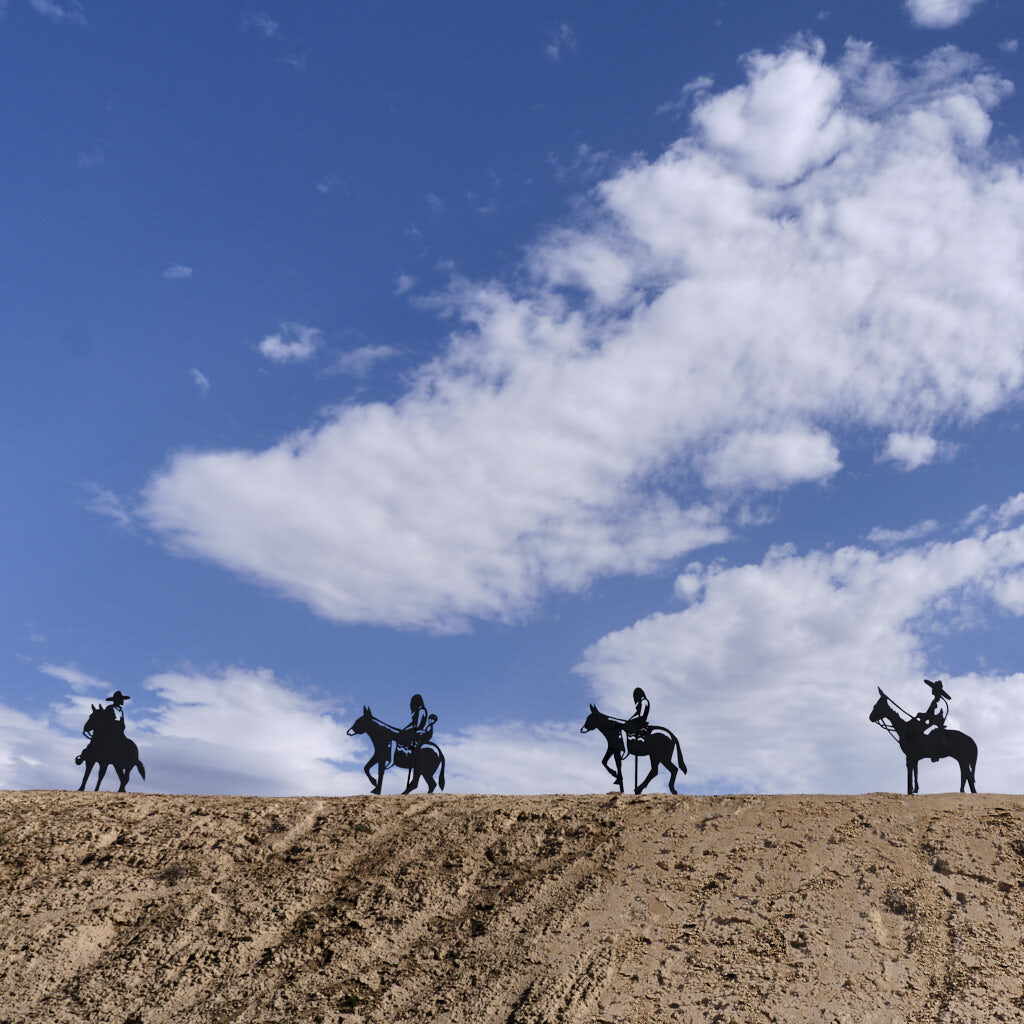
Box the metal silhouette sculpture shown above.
[75,691,146,792]
[347,695,446,794]
[869,680,977,794]
[581,687,687,794]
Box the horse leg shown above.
[78,760,93,791]
[665,756,679,795]
[906,759,914,796]
[403,766,421,795]
[363,757,381,794]
[636,757,659,794]
[95,763,109,791]
[117,766,129,792]
[601,748,623,790]
[423,753,437,793]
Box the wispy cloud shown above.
[656,75,715,117]
[163,264,193,280]
[83,483,131,529]
[866,519,940,546]
[30,0,86,24]
[257,322,323,363]
[999,39,1019,54]
[77,144,104,169]
[241,10,278,37]
[905,0,985,28]
[394,274,416,296]
[190,368,210,397]
[329,345,399,378]
[316,174,339,194]
[546,23,576,62]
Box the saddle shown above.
[392,715,437,768]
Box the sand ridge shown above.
[1,791,1023,1023]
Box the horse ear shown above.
[589,703,596,712]
[363,705,369,714]
[877,687,884,696]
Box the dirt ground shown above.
[1,791,1023,1023]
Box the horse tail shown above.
[673,733,687,775]
[438,749,445,791]
[136,760,146,781]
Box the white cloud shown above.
[546,23,576,62]
[426,192,444,216]
[30,0,85,24]
[702,427,841,491]
[143,40,1024,631]
[317,174,339,194]
[394,274,416,295]
[577,521,1024,794]
[163,264,193,280]
[242,10,277,37]
[329,344,399,377]
[257,322,323,363]
[83,483,131,529]
[190,368,210,397]
[906,0,985,29]
[867,518,939,545]
[1000,39,1020,54]
[879,432,952,470]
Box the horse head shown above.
[347,706,371,737]
[869,688,891,724]
[580,704,601,733]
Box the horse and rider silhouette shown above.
[347,695,446,794]
[75,690,146,792]
[581,687,687,794]
[870,680,977,794]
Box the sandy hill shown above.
[1,791,1023,1023]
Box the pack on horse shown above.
[869,683,977,795]
[347,704,446,794]
[76,701,146,792]
[580,702,687,794]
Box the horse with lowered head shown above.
[77,704,146,792]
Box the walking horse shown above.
[580,704,687,794]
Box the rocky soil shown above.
[1,791,1023,1023]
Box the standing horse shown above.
[77,705,146,792]
[347,706,446,794]
[580,704,687,794]
[869,689,977,795]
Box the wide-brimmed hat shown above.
[105,691,130,704]
[924,679,950,700]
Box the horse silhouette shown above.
[869,688,977,794]
[580,703,687,794]
[77,704,146,792]
[347,706,446,794]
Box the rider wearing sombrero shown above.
[913,679,949,761]
[75,690,129,765]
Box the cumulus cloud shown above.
[163,264,193,280]
[906,0,985,29]
[257,322,323,363]
[879,432,953,471]
[577,519,1024,794]
[143,40,1024,632]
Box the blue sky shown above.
[3,0,1024,794]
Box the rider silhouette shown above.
[623,686,651,751]
[913,679,949,761]
[76,691,129,765]
[399,694,430,750]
